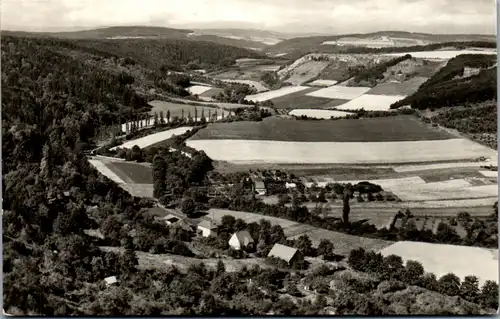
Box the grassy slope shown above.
[189,116,454,142]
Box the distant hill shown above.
[265,31,497,56]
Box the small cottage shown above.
[228,230,255,250]
[197,220,218,237]
[104,276,118,286]
[285,182,297,189]
[267,243,304,267]
[253,179,266,196]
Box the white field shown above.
[394,160,498,172]
[380,241,498,285]
[245,86,310,102]
[395,184,498,201]
[334,94,407,111]
[186,138,497,164]
[219,79,269,92]
[306,86,371,100]
[88,159,125,184]
[382,50,497,60]
[308,79,338,87]
[479,170,498,178]
[111,127,194,150]
[187,85,213,95]
[289,109,353,119]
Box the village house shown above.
[267,243,304,267]
[228,230,255,250]
[104,276,118,286]
[285,182,297,189]
[253,178,266,196]
[197,220,218,237]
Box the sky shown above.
[1,0,496,35]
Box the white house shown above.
[104,275,118,286]
[228,230,255,250]
[285,182,297,189]
[197,220,218,237]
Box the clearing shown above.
[305,86,371,100]
[111,126,194,150]
[188,116,454,142]
[380,241,498,285]
[245,86,310,102]
[104,161,153,184]
[334,94,407,111]
[289,109,354,119]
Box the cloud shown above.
[1,0,495,34]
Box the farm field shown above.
[186,139,497,164]
[306,85,371,100]
[198,87,224,98]
[382,50,497,60]
[104,161,153,184]
[111,126,194,150]
[148,100,230,118]
[333,94,407,111]
[189,116,454,142]
[88,159,126,184]
[289,109,353,119]
[308,79,338,87]
[479,170,498,178]
[245,86,310,102]
[208,209,392,255]
[269,87,332,109]
[366,77,428,96]
[218,79,268,92]
[380,241,498,286]
[186,85,213,95]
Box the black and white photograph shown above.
[1,0,499,315]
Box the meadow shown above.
[188,116,454,142]
[306,85,371,100]
[308,79,338,87]
[104,161,153,184]
[186,85,213,95]
[366,77,428,96]
[334,94,407,111]
[268,87,332,109]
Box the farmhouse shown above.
[104,276,118,286]
[228,230,255,250]
[253,178,266,196]
[197,220,218,237]
[268,243,304,266]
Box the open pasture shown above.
[380,241,498,285]
[245,85,310,102]
[186,138,496,164]
[289,109,354,119]
[308,79,338,87]
[382,50,497,60]
[269,87,332,109]
[111,126,194,150]
[283,61,331,85]
[189,116,454,142]
[104,161,153,184]
[479,170,498,178]
[334,94,406,111]
[306,85,371,100]
[367,77,428,96]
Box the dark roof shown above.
[268,243,299,263]
[198,220,218,230]
[232,230,254,246]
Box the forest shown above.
[390,54,497,110]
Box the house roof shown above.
[232,230,254,246]
[254,180,265,188]
[267,243,299,263]
[198,220,218,230]
[104,276,118,285]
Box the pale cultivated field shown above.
[88,159,126,184]
[308,79,338,87]
[333,94,406,111]
[245,86,310,102]
[219,79,269,92]
[395,184,498,201]
[187,85,213,95]
[208,209,391,254]
[394,160,498,173]
[380,241,498,285]
[306,86,371,100]
[479,170,498,178]
[186,138,497,164]
[382,50,497,60]
[289,109,353,119]
[111,127,194,150]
